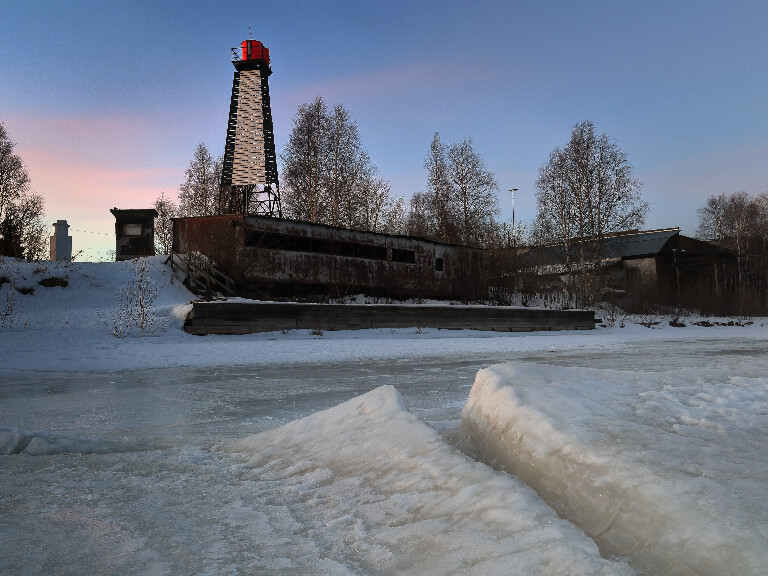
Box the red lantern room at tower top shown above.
[241,40,269,65]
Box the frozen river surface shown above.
[2,335,767,575]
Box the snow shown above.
[2,255,768,574]
[1,255,767,375]
[460,363,768,575]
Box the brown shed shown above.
[521,228,737,306]
[110,208,158,261]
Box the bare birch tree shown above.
[153,192,177,254]
[325,104,370,227]
[534,147,577,270]
[696,193,728,243]
[280,97,405,233]
[534,120,646,302]
[446,138,499,246]
[421,133,456,243]
[178,143,222,217]
[535,122,645,259]
[0,122,47,260]
[281,97,329,223]
[409,133,499,247]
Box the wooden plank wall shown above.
[231,68,268,185]
[184,302,596,335]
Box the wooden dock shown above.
[184,301,595,335]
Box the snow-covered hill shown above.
[0,255,193,333]
[2,255,768,374]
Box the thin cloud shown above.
[281,56,492,107]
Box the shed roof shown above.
[525,228,681,267]
[602,229,679,258]
[523,228,738,270]
[110,208,159,218]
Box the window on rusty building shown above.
[391,248,416,264]
[338,241,387,260]
[246,231,387,261]
[435,257,444,272]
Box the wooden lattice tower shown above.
[219,40,282,217]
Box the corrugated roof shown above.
[602,229,679,258]
[524,228,680,267]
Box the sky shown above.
[2,0,767,260]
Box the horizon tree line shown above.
[695,190,768,308]
[156,105,768,311]
[5,110,767,313]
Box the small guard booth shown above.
[110,208,158,261]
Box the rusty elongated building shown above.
[174,214,488,301]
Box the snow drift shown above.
[459,363,768,576]
[229,385,634,575]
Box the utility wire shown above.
[68,228,112,237]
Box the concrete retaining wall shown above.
[184,301,595,335]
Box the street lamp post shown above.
[508,188,519,291]
[509,188,518,249]
[509,188,518,242]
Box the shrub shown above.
[0,280,23,327]
[95,259,168,338]
[38,276,68,288]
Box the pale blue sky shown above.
[2,0,767,257]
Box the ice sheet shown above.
[0,426,107,455]
[228,384,634,575]
[460,363,768,575]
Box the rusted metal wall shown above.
[173,215,489,301]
